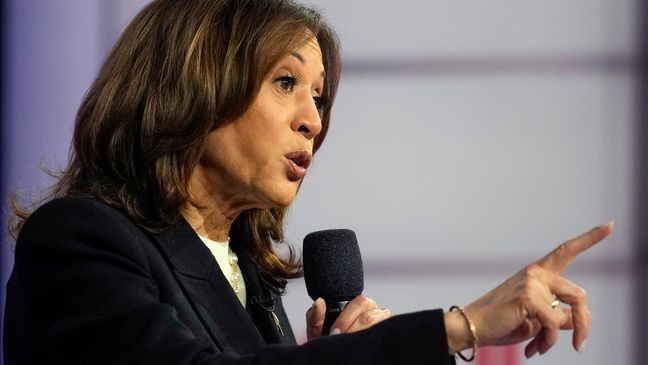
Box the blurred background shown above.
[1,1,645,364]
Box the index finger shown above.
[537,221,614,274]
[330,295,378,332]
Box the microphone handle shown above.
[323,300,350,335]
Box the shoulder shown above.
[22,196,141,239]
[27,196,130,226]
[16,196,152,268]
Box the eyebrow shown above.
[290,52,326,78]
[290,52,305,64]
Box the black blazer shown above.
[4,197,455,364]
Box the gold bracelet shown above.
[449,305,479,362]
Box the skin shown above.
[182,35,390,336]
[306,222,613,347]
[444,222,613,358]
[181,33,613,353]
[183,37,325,241]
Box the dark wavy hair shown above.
[9,0,341,291]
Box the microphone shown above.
[303,229,364,335]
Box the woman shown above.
[4,0,612,364]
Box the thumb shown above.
[307,298,326,340]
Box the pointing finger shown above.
[537,222,613,274]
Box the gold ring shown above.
[551,296,560,309]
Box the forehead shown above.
[287,34,323,66]
[301,36,322,57]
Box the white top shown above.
[198,235,247,308]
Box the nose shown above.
[291,93,323,140]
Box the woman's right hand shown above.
[445,222,613,358]
[306,295,391,340]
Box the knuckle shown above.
[368,297,377,308]
[575,289,587,301]
[519,289,533,305]
[542,312,559,328]
[545,318,560,330]
[550,316,561,329]
[555,243,569,256]
[520,280,538,300]
[357,295,373,307]
[524,264,543,278]
[359,311,377,326]
[585,231,597,243]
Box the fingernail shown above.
[330,328,341,335]
[578,339,587,352]
[525,342,539,359]
[598,221,614,229]
[312,298,322,309]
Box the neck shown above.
[181,203,235,242]
[182,168,261,241]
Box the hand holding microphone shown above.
[303,229,391,338]
[301,223,613,360]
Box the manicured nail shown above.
[312,298,322,309]
[525,342,539,359]
[598,221,614,229]
[578,339,587,352]
[330,328,341,335]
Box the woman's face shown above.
[195,36,325,210]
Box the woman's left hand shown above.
[454,222,614,358]
[306,295,392,340]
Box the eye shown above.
[313,96,327,119]
[275,75,298,93]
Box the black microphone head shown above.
[303,229,364,301]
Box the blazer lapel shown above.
[232,236,297,345]
[151,219,265,353]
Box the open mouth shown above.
[285,151,312,180]
[285,151,312,169]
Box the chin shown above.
[256,183,298,209]
[274,182,301,207]
[272,191,298,207]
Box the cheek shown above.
[238,115,288,170]
[224,131,281,188]
[202,128,251,177]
